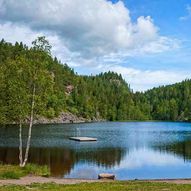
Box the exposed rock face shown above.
[34,112,86,124]
[66,85,74,94]
[34,112,103,124]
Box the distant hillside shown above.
[0,39,191,123]
[0,39,148,123]
[134,80,191,121]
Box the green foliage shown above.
[32,36,52,54]
[0,164,50,179]
[0,38,59,124]
[0,38,190,122]
[136,80,191,121]
[69,72,148,120]
[0,38,147,122]
[0,171,23,179]
[23,164,50,177]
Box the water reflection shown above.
[1,122,191,179]
[0,146,126,177]
[154,139,191,162]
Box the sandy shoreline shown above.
[0,176,100,186]
[1,176,191,186]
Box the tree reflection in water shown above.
[153,139,191,162]
[0,146,126,177]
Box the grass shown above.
[2,181,191,191]
[0,164,50,179]
[1,164,191,190]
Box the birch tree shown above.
[7,56,30,166]
[0,37,54,167]
[19,36,54,167]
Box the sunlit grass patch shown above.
[2,182,191,191]
[0,164,50,179]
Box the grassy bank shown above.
[1,182,191,191]
[0,164,50,179]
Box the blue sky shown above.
[112,0,191,90]
[76,0,191,90]
[0,0,191,91]
[119,0,191,70]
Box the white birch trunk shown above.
[21,84,36,167]
[19,120,23,167]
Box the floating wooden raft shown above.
[69,137,97,142]
[98,173,115,180]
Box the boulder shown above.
[98,173,115,180]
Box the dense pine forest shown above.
[0,38,191,123]
[137,80,191,121]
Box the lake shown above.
[1,122,191,180]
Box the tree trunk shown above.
[19,120,23,167]
[21,84,36,167]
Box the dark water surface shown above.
[1,122,191,180]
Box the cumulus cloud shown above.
[0,22,85,66]
[0,0,181,90]
[0,22,42,45]
[0,0,178,58]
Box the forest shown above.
[0,37,191,124]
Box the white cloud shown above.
[0,23,81,66]
[0,0,181,91]
[0,23,183,91]
[0,22,42,45]
[0,0,178,58]
[98,64,190,91]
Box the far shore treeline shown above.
[0,37,191,123]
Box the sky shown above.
[0,0,191,91]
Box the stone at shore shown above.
[98,173,115,180]
[34,112,86,124]
[33,112,104,124]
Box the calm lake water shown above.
[1,122,191,180]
